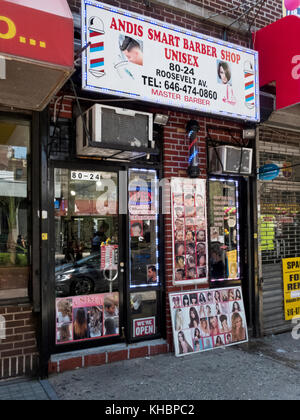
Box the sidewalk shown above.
[48,332,300,401]
[0,332,299,400]
[0,378,58,401]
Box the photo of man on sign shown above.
[120,36,144,66]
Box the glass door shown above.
[127,168,162,342]
[53,168,123,345]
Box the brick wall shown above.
[70,0,247,45]
[162,112,243,349]
[173,0,283,29]
[50,96,73,120]
[69,0,283,41]
[0,305,39,379]
[49,341,169,374]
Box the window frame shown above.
[0,112,33,306]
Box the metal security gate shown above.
[258,126,300,335]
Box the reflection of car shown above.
[55,253,117,297]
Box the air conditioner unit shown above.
[76,104,154,160]
[209,145,253,175]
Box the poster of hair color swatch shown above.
[169,286,248,357]
[171,178,208,286]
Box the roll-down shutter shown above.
[258,126,300,334]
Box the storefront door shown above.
[53,167,124,346]
[50,164,163,351]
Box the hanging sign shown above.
[82,0,259,122]
[100,245,118,271]
[282,257,300,320]
[259,164,280,181]
[169,286,248,357]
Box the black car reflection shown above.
[55,253,116,297]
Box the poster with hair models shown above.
[171,178,208,286]
[56,292,119,345]
[169,286,248,357]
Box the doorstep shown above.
[49,339,169,374]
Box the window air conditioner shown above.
[209,145,253,175]
[76,104,154,160]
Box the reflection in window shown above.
[54,170,120,299]
[209,178,240,282]
[0,119,30,300]
[54,169,120,345]
[128,169,159,288]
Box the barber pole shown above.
[186,120,200,178]
[244,61,255,109]
[88,17,105,78]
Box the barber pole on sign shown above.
[88,17,105,78]
[244,61,255,109]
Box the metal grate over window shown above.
[258,126,300,265]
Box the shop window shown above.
[209,178,240,282]
[128,168,160,341]
[54,169,121,345]
[128,169,159,288]
[0,118,31,300]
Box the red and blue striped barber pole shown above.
[88,17,105,78]
[244,61,255,110]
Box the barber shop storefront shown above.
[44,0,260,375]
[1,0,261,379]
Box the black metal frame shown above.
[205,124,256,334]
[0,111,33,308]
[43,157,165,358]
[126,166,165,344]
[206,173,254,334]
[48,161,125,355]
[85,141,160,161]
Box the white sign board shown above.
[169,287,248,357]
[82,0,260,122]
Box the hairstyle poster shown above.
[171,178,208,286]
[56,292,119,345]
[169,286,248,357]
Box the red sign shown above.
[0,0,73,68]
[253,16,300,110]
[133,317,156,338]
[100,245,118,271]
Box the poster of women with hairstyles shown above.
[169,286,248,357]
[56,292,119,345]
[171,178,208,286]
